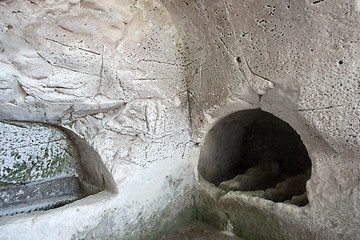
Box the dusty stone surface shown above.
[158,221,244,240]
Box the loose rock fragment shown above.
[284,192,309,206]
[219,160,280,192]
[264,168,311,202]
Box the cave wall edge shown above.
[162,0,360,239]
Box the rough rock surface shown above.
[0,0,359,239]
[0,0,194,239]
[0,121,77,185]
[195,181,312,240]
[0,121,83,216]
[158,221,244,240]
[161,0,360,239]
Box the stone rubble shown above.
[219,161,280,192]
[218,160,310,207]
[264,168,311,203]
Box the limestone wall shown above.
[0,0,359,239]
[0,121,77,186]
[0,0,195,239]
[162,0,360,239]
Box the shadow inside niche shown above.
[62,127,117,196]
[198,109,311,206]
[0,121,117,217]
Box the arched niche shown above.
[0,121,116,217]
[199,109,311,206]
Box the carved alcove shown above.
[0,121,116,217]
[198,109,312,206]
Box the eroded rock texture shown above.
[0,121,81,217]
[0,1,194,239]
[162,0,360,239]
[0,0,359,239]
[0,121,77,186]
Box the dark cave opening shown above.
[198,109,312,206]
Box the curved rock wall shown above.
[0,0,359,239]
[0,0,194,239]
[162,0,360,239]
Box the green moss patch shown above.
[0,121,78,186]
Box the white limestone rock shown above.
[0,121,77,185]
[0,0,194,239]
[161,0,360,239]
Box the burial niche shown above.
[0,121,116,217]
[198,109,311,206]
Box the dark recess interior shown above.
[199,109,312,206]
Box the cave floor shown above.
[158,221,245,240]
